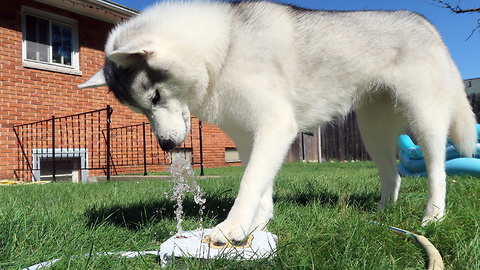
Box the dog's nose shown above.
[159,139,177,152]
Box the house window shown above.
[22,7,80,75]
[225,147,241,163]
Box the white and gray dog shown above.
[80,1,477,244]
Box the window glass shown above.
[25,14,50,62]
[52,23,72,66]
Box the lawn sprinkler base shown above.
[159,228,277,267]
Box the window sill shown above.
[23,60,82,76]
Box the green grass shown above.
[1,162,479,269]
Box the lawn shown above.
[0,162,479,269]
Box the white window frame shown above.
[32,148,89,183]
[22,7,81,75]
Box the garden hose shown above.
[0,180,51,185]
[368,221,444,270]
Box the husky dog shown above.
[80,1,477,244]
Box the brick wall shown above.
[0,0,240,180]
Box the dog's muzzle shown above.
[159,139,177,152]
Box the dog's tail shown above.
[448,91,477,158]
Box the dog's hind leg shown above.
[405,98,450,226]
[408,110,450,225]
[356,92,405,209]
[394,71,457,225]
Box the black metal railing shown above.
[13,106,113,182]
[13,106,204,182]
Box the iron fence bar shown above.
[142,122,147,175]
[188,119,194,165]
[96,111,100,169]
[102,126,119,175]
[106,105,113,181]
[52,116,56,182]
[12,108,109,129]
[198,120,204,176]
[12,126,37,181]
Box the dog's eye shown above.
[152,90,161,106]
[120,65,132,74]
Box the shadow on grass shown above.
[84,191,235,231]
[274,190,339,206]
[85,187,379,232]
[345,192,380,210]
[274,190,380,211]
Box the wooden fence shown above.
[287,93,480,162]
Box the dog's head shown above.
[79,34,209,151]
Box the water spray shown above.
[165,155,206,236]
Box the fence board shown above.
[469,93,480,123]
[320,112,370,161]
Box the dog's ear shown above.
[78,69,107,89]
[108,50,151,68]
[108,41,155,68]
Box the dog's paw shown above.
[421,212,445,226]
[208,220,250,246]
[422,203,445,226]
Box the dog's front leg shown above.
[209,118,298,244]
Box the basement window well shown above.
[32,148,88,183]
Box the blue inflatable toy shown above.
[397,124,480,177]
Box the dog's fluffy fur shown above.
[80,1,477,244]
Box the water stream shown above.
[166,155,206,237]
